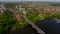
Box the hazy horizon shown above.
[0,0,60,2]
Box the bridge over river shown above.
[20,14,45,34]
[10,6,45,34]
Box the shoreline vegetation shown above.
[0,2,60,34]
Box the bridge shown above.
[9,6,45,34]
[18,6,45,34]
[20,14,45,34]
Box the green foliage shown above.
[3,10,14,17]
[53,13,60,19]
[45,13,60,19]
[13,17,28,28]
[50,3,60,7]
[0,10,16,34]
[19,18,28,28]
[32,15,43,22]
[27,11,42,22]
[4,3,18,8]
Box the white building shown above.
[0,3,6,13]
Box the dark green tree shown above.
[0,10,16,34]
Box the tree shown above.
[0,10,17,34]
[4,3,18,8]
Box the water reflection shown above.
[36,18,60,34]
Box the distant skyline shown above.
[0,0,60,2]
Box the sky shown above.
[0,0,60,2]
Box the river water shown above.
[36,18,60,34]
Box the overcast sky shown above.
[0,0,60,2]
